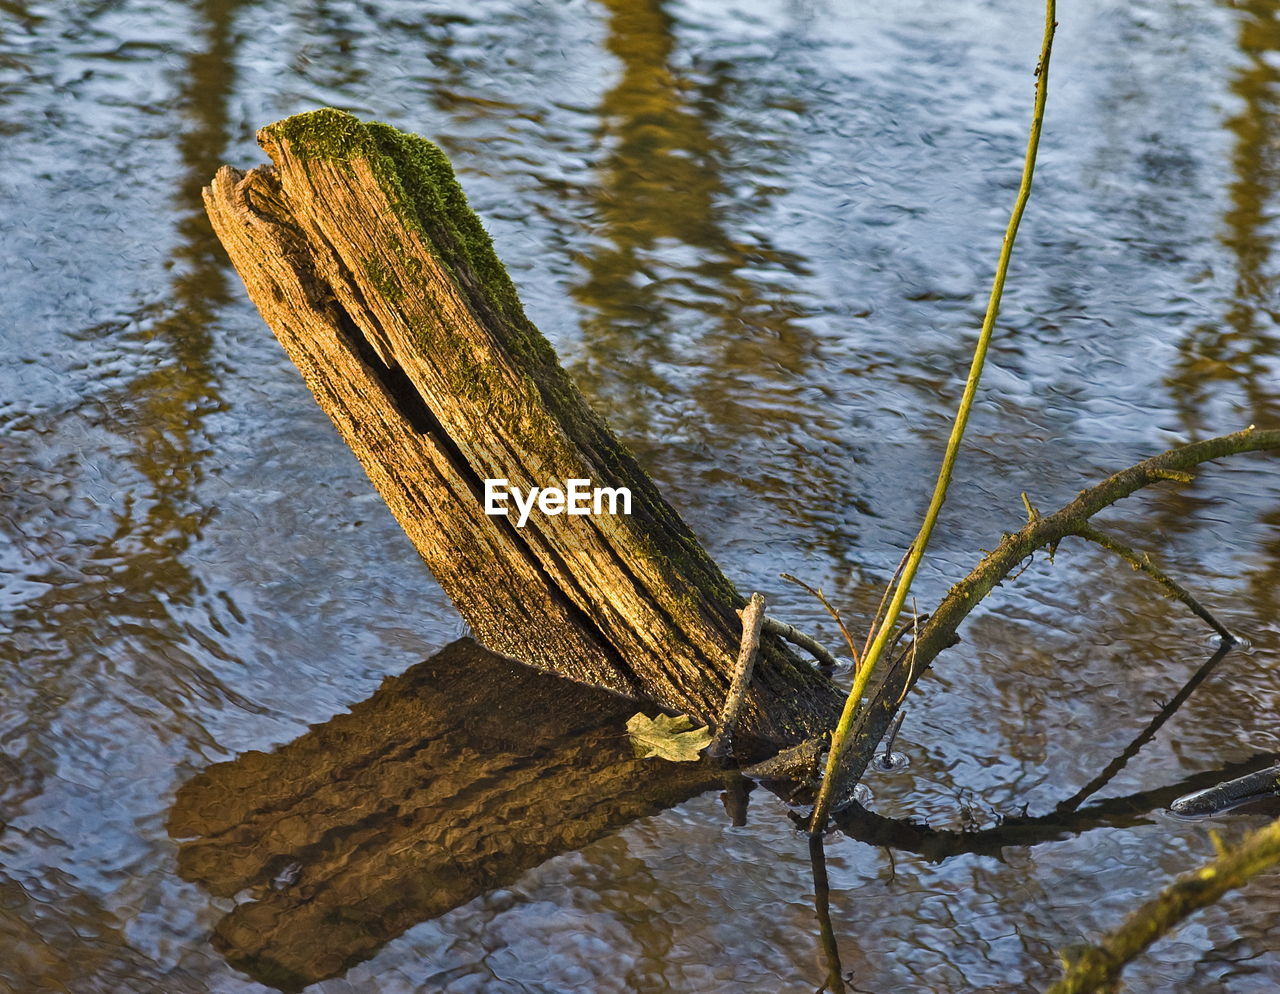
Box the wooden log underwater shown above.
[203,108,839,750]
[168,639,732,990]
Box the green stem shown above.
[809,0,1058,831]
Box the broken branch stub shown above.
[203,109,838,748]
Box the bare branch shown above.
[761,616,839,672]
[861,543,914,663]
[707,593,767,760]
[780,574,863,672]
[1045,816,1280,994]
[827,427,1280,801]
[1069,523,1234,642]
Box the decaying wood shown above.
[707,591,766,760]
[203,109,838,750]
[206,109,1280,805]
[169,638,728,990]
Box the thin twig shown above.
[780,574,863,672]
[761,616,839,671]
[1069,523,1234,642]
[895,603,921,705]
[888,608,928,656]
[809,0,1059,833]
[881,710,905,757]
[827,427,1280,800]
[861,544,915,664]
[1021,491,1041,524]
[707,592,766,761]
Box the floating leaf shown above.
[626,712,712,762]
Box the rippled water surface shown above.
[3,0,1280,991]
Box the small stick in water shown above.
[1070,523,1235,642]
[872,710,910,772]
[706,592,767,762]
[760,616,839,672]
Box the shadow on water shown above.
[168,634,1271,990]
[168,639,728,991]
[836,751,1279,863]
[828,640,1278,857]
[1168,0,1280,435]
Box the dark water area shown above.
[2,0,1279,991]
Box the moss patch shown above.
[265,111,521,328]
[364,123,522,322]
[360,255,404,304]
[262,108,372,164]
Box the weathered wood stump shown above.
[204,109,839,750]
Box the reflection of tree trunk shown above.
[169,638,727,991]
[1170,1,1280,429]
[581,0,734,330]
[0,0,248,813]
[204,109,840,748]
[576,0,827,459]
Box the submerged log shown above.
[169,639,728,990]
[203,108,838,750]
[1169,763,1280,817]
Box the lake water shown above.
[2,0,1279,991]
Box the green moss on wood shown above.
[264,108,572,406]
[360,255,404,304]
[264,110,530,340]
[263,108,372,164]
[364,123,522,320]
